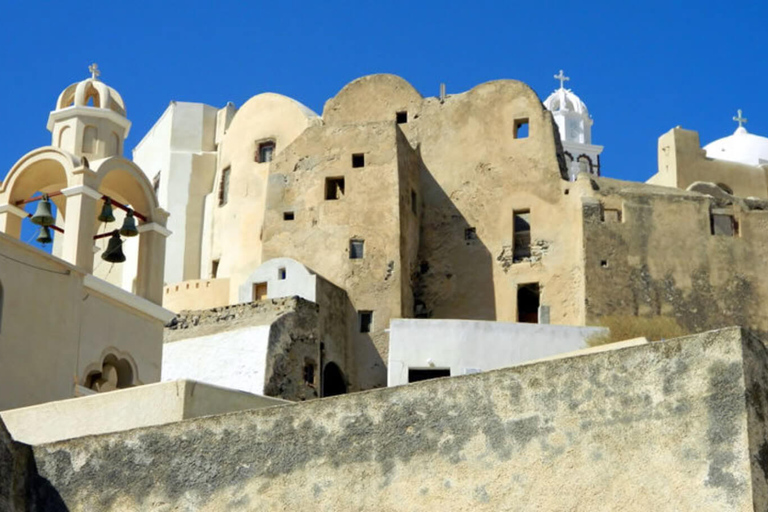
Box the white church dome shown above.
[543,87,589,116]
[704,126,768,167]
[55,64,127,117]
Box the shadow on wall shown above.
[414,150,497,320]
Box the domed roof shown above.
[55,64,126,117]
[704,125,768,167]
[543,87,589,116]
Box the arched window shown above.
[85,353,135,392]
[82,126,97,153]
[578,155,593,175]
[322,362,347,397]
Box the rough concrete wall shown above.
[0,417,32,512]
[582,175,768,337]
[28,327,763,511]
[395,125,421,319]
[742,329,768,509]
[314,276,354,390]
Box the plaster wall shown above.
[1,380,287,446]
[163,278,230,312]
[238,257,318,303]
[582,175,768,337]
[387,318,607,386]
[0,233,167,410]
[26,327,768,511]
[162,325,271,395]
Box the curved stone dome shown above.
[704,127,768,166]
[543,87,589,116]
[55,66,126,117]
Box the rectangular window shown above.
[350,239,364,259]
[257,141,275,163]
[513,118,529,139]
[396,111,408,124]
[278,267,286,280]
[602,208,622,223]
[218,167,231,206]
[352,153,365,168]
[411,189,418,215]
[211,259,220,278]
[513,210,531,261]
[408,368,450,383]
[464,227,477,241]
[359,311,373,333]
[711,213,738,236]
[325,177,345,200]
[283,211,294,221]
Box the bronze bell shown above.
[101,231,126,263]
[98,198,115,223]
[120,210,139,237]
[30,195,55,226]
[35,225,53,245]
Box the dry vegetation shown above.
[587,315,688,347]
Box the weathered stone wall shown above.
[24,327,768,511]
[582,174,768,337]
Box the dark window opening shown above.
[303,359,316,385]
[359,310,373,333]
[278,267,286,280]
[352,153,365,168]
[257,141,275,163]
[513,210,531,261]
[218,167,231,206]
[325,177,345,200]
[601,260,608,268]
[283,211,294,221]
[396,111,408,124]
[514,118,529,139]
[253,282,268,300]
[601,207,622,223]
[350,239,364,259]
[465,227,477,241]
[711,213,738,236]
[518,283,540,323]
[408,368,450,383]
[211,259,220,278]
[411,189,418,214]
[322,362,347,397]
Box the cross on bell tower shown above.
[89,63,100,81]
[554,69,569,89]
[733,109,747,129]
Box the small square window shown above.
[711,213,738,236]
[396,111,408,124]
[602,208,622,223]
[352,153,365,168]
[464,227,477,240]
[350,239,364,259]
[514,118,529,139]
[283,211,294,221]
[325,177,345,200]
[257,141,275,163]
[278,267,286,280]
[359,311,373,333]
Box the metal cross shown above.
[554,69,569,89]
[733,109,747,128]
[89,63,100,80]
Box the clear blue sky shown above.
[1,0,765,186]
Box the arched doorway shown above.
[322,362,347,397]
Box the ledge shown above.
[83,274,175,323]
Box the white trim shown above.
[61,185,103,200]
[83,274,175,323]
[138,222,172,237]
[0,203,30,219]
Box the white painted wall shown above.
[238,257,317,303]
[387,319,608,386]
[162,325,271,395]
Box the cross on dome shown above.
[89,63,101,81]
[733,109,747,129]
[554,70,569,89]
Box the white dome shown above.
[543,88,589,116]
[704,127,768,167]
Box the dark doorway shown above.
[408,368,450,383]
[517,283,540,323]
[322,362,347,397]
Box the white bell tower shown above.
[543,70,603,180]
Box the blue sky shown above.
[1,0,766,188]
